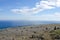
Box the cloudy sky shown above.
[0,0,60,21]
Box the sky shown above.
[0,0,60,21]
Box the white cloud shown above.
[23,12,60,21]
[11,0,60,15]
[10,0,60,21]
[56,0,60,7]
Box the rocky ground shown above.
[0,24,60,40]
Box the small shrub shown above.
[33,31,37,34]
[54,26,57,30]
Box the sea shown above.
[0,20,60,29]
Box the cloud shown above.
[11,0,60,15]
[23,12,60,21]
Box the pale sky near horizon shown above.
[0,0,60,21]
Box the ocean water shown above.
[0,20,60,29]
[0,20,34,29]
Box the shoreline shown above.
[0,24,60,40]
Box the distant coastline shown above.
[0,20,60,29]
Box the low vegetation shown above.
[0,24,60,40]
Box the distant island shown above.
[0,24,60,40]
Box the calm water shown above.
[0,20,33,29]
[0,20,60,29]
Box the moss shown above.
[54,30,60,35]
[50,29,60,35]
